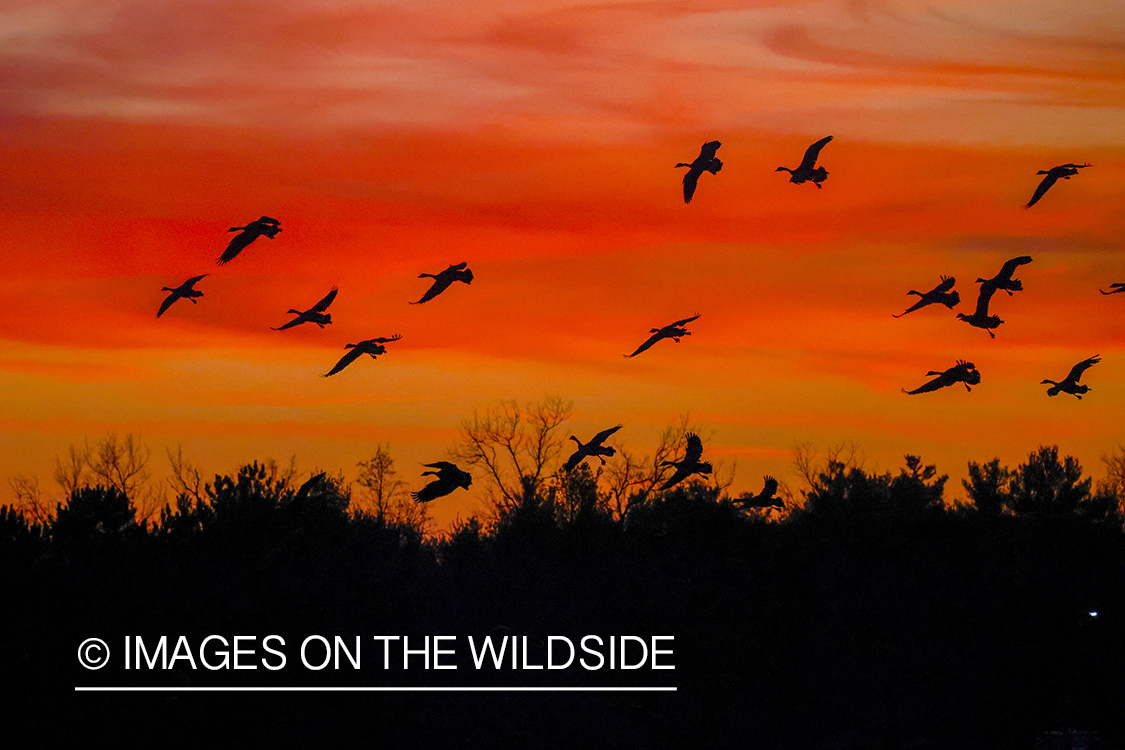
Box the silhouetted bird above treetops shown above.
[624,314,700,358]
[893,275,960,318]
[411,262,473,304]
[776,135,832,188]
[733,476,784,512]
[216,216,282,265]
[411,462,472,503]
[1025,163,1090,208]
[323,335,402,377]
[1041,355,1100,399]
[659,433,712,491]
[902,360,981,395]
[273,287,337,331]
[156,274,207,318]
[1101,283,1125,295]
[675,141,722,203]
[561,425,623,472]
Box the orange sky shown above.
[1,0,1123,529]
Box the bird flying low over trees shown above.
[273,287,338,331]
[1025,163,1090,208]
[411,462,472,503]
[624,314,700,358]
[659,433,712,490]
[1041,356,1100,399]
[776,135,833,188]
[561,425,623,472]
[156,274,208,318]
[323,335,402,376]
[902,360,981,395]
[1100,283,1125,295]
[411,262,473,305]
[893,275,960,318]
[216,216,282,265]
[675,141,722,203]
[733,476,784,512]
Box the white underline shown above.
[75,686,676,692]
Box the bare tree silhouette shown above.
[451,396,573,512]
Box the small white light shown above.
[1088,611,1098,617]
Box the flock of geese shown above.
[153,137,1118,507]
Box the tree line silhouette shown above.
[4,418,1124,748]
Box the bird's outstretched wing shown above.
[156,293,178,318]
[682,168,702,203]
[799,136,833,171]
[996,256,1033,281]
[933,275,955,293]
[1100,283,1125,295]
[310,287,338,313]
[624,331,663,358]
[972,282,997,317]
[669,314,701,329]
[699,141,721,160]
[589,424,624,446]
[1025,173,1058,208]
[683,433,704,464]
[412,278,453,305]
[1065,356,1100,383]
[272,317,303,331]
[324,347,364,377]
[370,334,402,344]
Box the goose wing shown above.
[683,433,704,464]
[309,287,338,314]
[972,282,997,317]
[933,275,955,293]
[996,256,1033,282]
[156,292,179,318]
[1065,356,1100,383]
[589,424,624,447]
[272,316,304,331]
[411,478,447,503]
[217,230,256,265]
[412,276,454,304]
[799,136,833,171]
[1026,172,1059,208]
[324,346,364,377]
[624,330,664,358]
[669,314,701,329]
[681,166,703,203]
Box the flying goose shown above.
[156,274,208,318]
[624,314,700,358]
[675,141,723,203]
[411,262,473,305]
[216,216,282,265]
[893,275,960,318]
[1025,163,1090,208]
[561,425,623,472]
[411,462,472,503]
[1041,356,1100,399]
[902,360,981,395]
[776,136,832,188]
[734,476,784,512]
[658,433,712,491]
[323,335,402,376]
[1100,283,1124,295]
[273,287,338,331]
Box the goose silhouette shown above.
[216,216,281,265]
[1041,356,1099,399]
[734,476,784,511]
[658,433,712,490]
[776,136,832,188]
[624,314,700,358]
[561,425,623,472]
[1025,163,1089,208]
[893,275,960,318]
[411,462,472,502]
[411,262,473,304]
[675,141,722,203]
[156,274,208,318]
[1100,283,1124,295]
[273,287,337,330]
[902,360,981,394]
[323,335,402,376]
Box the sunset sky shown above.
[2,0,1123,529]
